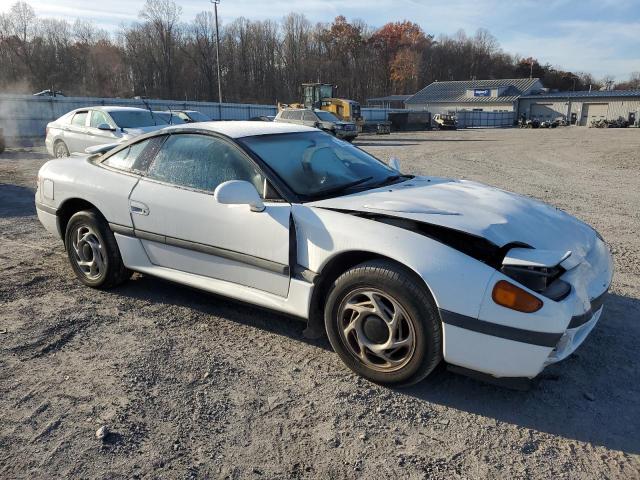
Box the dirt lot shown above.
[1,127,639,479]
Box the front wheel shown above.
[65,210,132,288]
[324,260,442,386]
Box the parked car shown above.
[433,113,457,130]
[249,115,275,122]
[275,108,358,141]
[35,121,613,387]
[153,111,186,125]
[173,110,211,123]
[34,89,65,97]
[45,106,168,157]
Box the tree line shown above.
[0,0,637,104]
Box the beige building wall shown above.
[408,103,515,115]
[519,97,640,125]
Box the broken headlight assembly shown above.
[501,264,571,302]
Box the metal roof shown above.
[406,78,542,104]
[520,89,640,99]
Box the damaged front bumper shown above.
[442,236,614,380]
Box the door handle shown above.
[130,201,149,216]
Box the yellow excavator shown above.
[279,83,363,128]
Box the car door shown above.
[87,110,119,148]
[302,110,317,127]
[65,110,90,153]
[129,132,291,297]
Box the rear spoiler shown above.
[85,143,120,155]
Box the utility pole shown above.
[211,0,222,104]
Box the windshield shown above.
[315,111,339,122]
[154,112,186,124]
[185,111,210,122]
[240,131,401,200]
[319,84,334,99]
[108,110,166,128]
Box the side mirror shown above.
[214,180,265,212]
[97,123,115,131]
[389,157,401,172]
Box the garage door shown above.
[580,103,607,126]
[531,104,558,121]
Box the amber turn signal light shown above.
[492,280,543,313]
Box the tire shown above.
[54,140,69,158]
[324,260,442,387]
[64,209,132,289]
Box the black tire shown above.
[324,260,442,387]
[65,209,132,289]
[54,140,69,158]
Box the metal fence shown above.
[455,110,515,128]
[361,107,405,122]
[0,94,278,145]
[0,94,409,146]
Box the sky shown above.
[4,0,640,80]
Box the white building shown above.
[405,78,544,115]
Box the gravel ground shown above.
[1,127,639,479]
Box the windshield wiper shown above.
[312,176,374,198]
[375,174,414,187]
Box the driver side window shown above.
[146,134,265,195]
[90,110,111,128]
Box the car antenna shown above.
[142,98,158,125]
[167,104,173,125]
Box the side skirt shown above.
[112,232,313,320]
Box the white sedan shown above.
[35,122,613,387]
[45,106,168,158]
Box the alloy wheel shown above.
[70,224,105,280]
[338,288,416,372]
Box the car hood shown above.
[308,176,596,259]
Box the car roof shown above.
[164,121,317,138]
[94,106,153,112]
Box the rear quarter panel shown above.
[38,156,139,228]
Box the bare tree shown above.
[0,1,619,103]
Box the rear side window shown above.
[71,112,88,126]
[146,134,264,194]
[102,136,165,172]
[303,111,316,122]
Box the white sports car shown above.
[35,122,613,387]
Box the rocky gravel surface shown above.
[1,127,639,479]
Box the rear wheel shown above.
[54,140,69,158]
[324,260,442,386]
[65,210,132,288]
